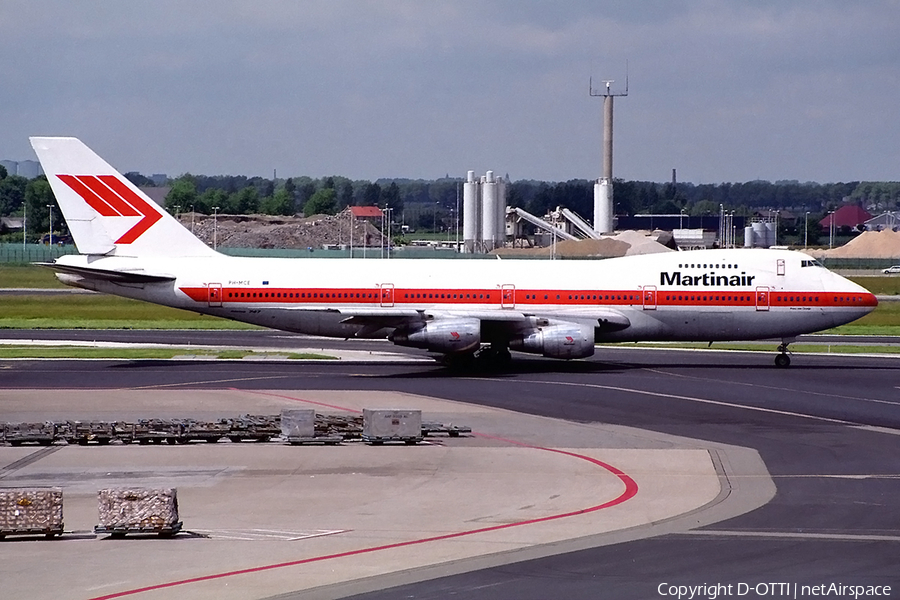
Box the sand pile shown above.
[493,231,673,258]
[614,230,676,256]
[821,229,900,259]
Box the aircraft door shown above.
[380,283,394,307]
[208,283,223,308]
[642,285,657,310]
[756,286,770,311]
[501,284,515,308]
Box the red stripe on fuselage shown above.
[177,286,876,309]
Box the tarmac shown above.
[0,387,774,600]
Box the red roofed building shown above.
[820,205,872,230]
[349,206,384,220]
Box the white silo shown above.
[593,178,613,234]
[481,171,498,252]
[462,170,480,253]
[495,175,507,248]
[744,226,754,248]
[751,222,767,248]
[765,221,777,247]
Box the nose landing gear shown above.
[774,339,793,368]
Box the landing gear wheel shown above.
[474,345,512,369]
[774,353,791,368]
[775,340,793,368]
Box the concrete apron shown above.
[0,389,774,600]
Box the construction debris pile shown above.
[180,211,385,250]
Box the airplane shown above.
[30,136,878,368]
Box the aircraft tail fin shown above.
[30,137,216,258]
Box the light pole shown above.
[679,208,685,229]
[386,207,393,258]
[22,203,26,250]
[828,211,835,249]
[804,211,810,248]
[46,205,53,246]
[212,206,220,250]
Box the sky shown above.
[2,1,899,184]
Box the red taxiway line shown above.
[89,391,638,600]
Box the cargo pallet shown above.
[286,436,343,446]
[421,423,472,437]
[362,435,424,445]
[0,526,64,539]
[94,521,183,538]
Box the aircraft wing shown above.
[324,306,629,333]
[35,262,176,284]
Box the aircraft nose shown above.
[861,291,879,309]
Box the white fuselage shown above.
[54,247,877,345]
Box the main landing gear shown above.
[440,345,511,370]
[774,339,793,368]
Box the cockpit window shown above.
[801,259,824,268]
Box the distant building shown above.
[864,212,900,231]
[0,159,44,178]
[820,205,872,230]
[16,160,42,179]
[139,186,171,208]
[0,160,16,176]
[1,216,24,232]
[755,209,798,225]
[349,206,384,221]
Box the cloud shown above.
[2,1,899,182]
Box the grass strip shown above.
[0,346,337,360]
[603,342,900,355]
[0,294,260,330]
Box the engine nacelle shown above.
[389,318,481,354]
[509,322,595,359]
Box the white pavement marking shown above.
[128,375,297,389]
[191,529,349,542]
[503,378,900,433]
[682,530,900,543]
[645,367,900,409]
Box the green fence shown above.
[0,243,78,264]
[819,257,900,270]
[0,243,493,263]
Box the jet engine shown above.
[389,318,481,354]
[509,322,595,359]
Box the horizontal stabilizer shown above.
[35,262,176,284]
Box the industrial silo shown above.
[462,170,480,253]
[481,171,498,251]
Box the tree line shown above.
[158,172,900,233]
[2,160,899,240]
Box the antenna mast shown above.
[588,62,628,235]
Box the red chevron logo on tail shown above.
[57,174,162,244]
